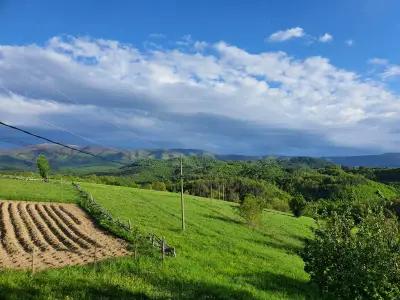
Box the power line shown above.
[0,121,126,166]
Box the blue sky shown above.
[0,0,399,155]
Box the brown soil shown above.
[0,200,129,271]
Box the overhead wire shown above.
[0,121,126,166]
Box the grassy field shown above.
[0,178,320,299]
[0,177,78,203]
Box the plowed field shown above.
[0,200,129,270]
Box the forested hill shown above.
[70,156,399,216]
[0,144,331,172]
[1,144,398,218]
[3,144,400,171]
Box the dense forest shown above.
[14,155,392,220]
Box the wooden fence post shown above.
[134,244,138,260]
[161,236,165,262]
[31,247,36,275]
[93,245,97,264]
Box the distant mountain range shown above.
[325,153,400,168]
[0,144,400,171]
[0,144,215,172]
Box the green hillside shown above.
[0,178,320,299]
[0,144,332,174]
[0,177,79,203]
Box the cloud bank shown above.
[0,36,400,155]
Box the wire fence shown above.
[72,183,176,259]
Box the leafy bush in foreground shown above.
[302,210,400,299]
[388,198,400,220]
[239,195,264,227]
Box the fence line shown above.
[72,183,176,258]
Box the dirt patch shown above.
[0,200,129,271]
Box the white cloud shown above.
[367,58,400,80]
[319,33,333,43]
[268,27,305,42]
[193,41,208,51]
[382,65,400,79]
[1,36,400,155]
[368,57,388,65]
[345,39,354,46]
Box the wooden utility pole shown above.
[180,156,185,231]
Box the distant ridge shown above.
[2,143,400,170]
[326,153,400,168]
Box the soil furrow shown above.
[35,204,79,251]
[0,201,128,270]
[0,202,19,253]
[26,204,67,251]
[58,206,81,225]
[51,205,101,247]
[8,202,33,253]
[18,203,48,251]
[0,202,18,253]
[0,202,5,242]
[43,205,91,249]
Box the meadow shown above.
[0,178,321,299]
[0,177,78,203]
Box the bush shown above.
[36,154,50,182]
[151,181,167,191]
[239,195,263,227]
[142,183,152,190]
[265,197,290,212]
[302,210,400,299]
[388,198,400,220]
[289,195,306,217]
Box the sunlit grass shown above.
[0,178,321,299]
[0,178,78,203]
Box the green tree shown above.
[289,195,307,217]
[36,154,50,182]
[239,195,263,227]
[302,210,400,299]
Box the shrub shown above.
[142,183,152,190]
[265,197,290,212]
[302,210,400,299]
[239,195,263,227]
[151,181,167,191]
[36,154,50,182]
[289,195,306,217]
[388,198,400,220]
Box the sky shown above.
[0,0,400,156]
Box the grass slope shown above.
[81,183,319,299]
[0,178,319,299]
[0,178,78,203]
